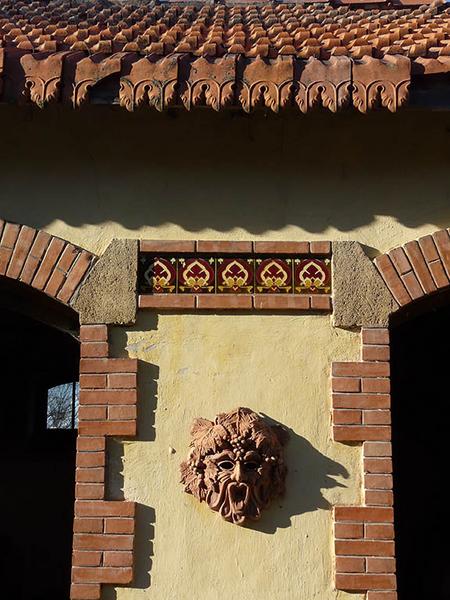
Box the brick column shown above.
[332,328,396,600]
[71,325,138,600]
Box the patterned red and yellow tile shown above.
[141,256,176,294]
[139,252,332,296]
[178,257,215,293]
[294,258,331,294]
[255,258,293,294]
[217,258,254,293]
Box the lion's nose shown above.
[232,461,245,482]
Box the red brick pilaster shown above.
[71,325,138,600]
[333,328,396,600]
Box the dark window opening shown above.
[0,282,79,600]
[392,301,450,600]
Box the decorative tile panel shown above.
[217,258,254,294]
[138,241,332,312]
[294,258,331,294]
[142,257,176,294]
[255,258,293,294]
[178,257,215,293]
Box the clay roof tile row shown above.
[1,1,450,59]
[0,0,450,112]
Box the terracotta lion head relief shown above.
[180,407,288,525]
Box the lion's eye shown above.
[244,461,259,471]
[218,460,234,471]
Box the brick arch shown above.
[0,219,139,599]
[331,228,450,600]
[0,219,96,306]
[374,229,450,308]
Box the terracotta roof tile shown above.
[0,0,449,111]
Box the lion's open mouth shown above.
[229,482,249,513]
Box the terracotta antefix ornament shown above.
[180,407,288,525]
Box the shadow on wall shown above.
[105,423,349,598]
[105,436,156,596]
[104,358,159,508]
[135,362,159,442]
[111,315,160,443]
[104,319,160,597]
[104,313,348,592]
[246,417,349,535]
[1,107,450,235]
[104,374,157,599]
[103,503,155,600]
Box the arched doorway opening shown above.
[391,291,450,600]
[0,276,80,599]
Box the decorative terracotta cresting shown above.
[180,407,288,525]
[4,0,445,113]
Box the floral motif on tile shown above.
[255,258,292,294]
[178,257,215,293]
[139,250,332,296]
[217,258,254,293]
[294,258,331,294]
[142,257,176,294]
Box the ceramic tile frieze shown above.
[255,257,293,293]
[138,240,332,311]
[217,257,254,293]
[140,255,331,295]
[178,257,215,293]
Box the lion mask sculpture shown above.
[180,407,288,525]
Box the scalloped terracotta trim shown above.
[182,54,237,111]
[296,56,352,113]
[0,48,4,97]
[0,50,412,113]
[352,56,410,114]
[119,54,179,112]
[73,52,129,108]
[20,51,70,107]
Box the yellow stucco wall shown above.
[0,106,449,256]
[2,106,450,599]
[106,314,363,600]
